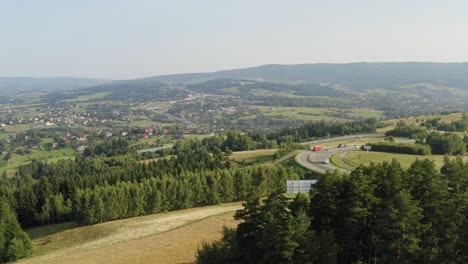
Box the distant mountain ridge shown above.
[3,62,468,96]
[0,77,111,95]
[141,62,468,90]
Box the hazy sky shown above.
[1,0,468,79]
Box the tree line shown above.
[200,119,380,153]
[363,142,432,155]
[385,122,426,138]
[197,158,468,264]
[386,122,467,155]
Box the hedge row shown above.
[362,142,431,155]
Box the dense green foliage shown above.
[386,122,466,155]
[0,199,32,263]
[197,158,468,264]
[425,132,466,155]
[83,138,130,157]
[385,122,427,138]
[199,119,378,153]
[266,118,379,145]
[363,142,432,155]
[0,140,297,227]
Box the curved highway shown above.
[295,148,354,174]
[295,133,385,174]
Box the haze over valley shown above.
[1,1,467,264]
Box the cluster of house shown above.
[0,103,126,128]
[1,136,10,156]
[142,127,176,138]
[0,112,114,127]
[56,126,177,151]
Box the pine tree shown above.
[0,198,32,262]
[309,170,342,232]
[258,192,299,264]
[407,159,447,263]
[234,194,263,263]
[336,166,379,263]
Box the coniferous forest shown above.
[197,158,468,264]
[1,140,296,228]
[0,139,297,262]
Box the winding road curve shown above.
[295,133,384,174]
[295,148,354,174]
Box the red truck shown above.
[312,146,322,152]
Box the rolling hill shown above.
[0,77,111,95]
[140,62,468,90]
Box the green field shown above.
[378,112,467,134]
[0,148,76,177]
[115,118,174,128]
[329,154,354,170]
[341,150,467,170]
[256,106,383,121]
[2,123,36,133]
[381,112,465,131]
[317,137,385,148]
[62,92,111,102]
[130,134,211,147]
[130,101,172,111]
[180,134,212,140]
[230,149,277,164]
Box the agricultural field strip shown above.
[229,149,277,163]
[330,153,355,171]
[20,203,242,263]
[299,133,384,146]
[342,151,468,170]
[136,145,173,154]
[256,106,384,120]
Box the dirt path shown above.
[19,203,242,264]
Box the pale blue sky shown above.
[1,0,468,79]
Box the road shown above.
[295,147,354,174]
[295,133,386,174]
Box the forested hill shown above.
[142,62,468,90]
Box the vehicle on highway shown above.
[309,145,323,151]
